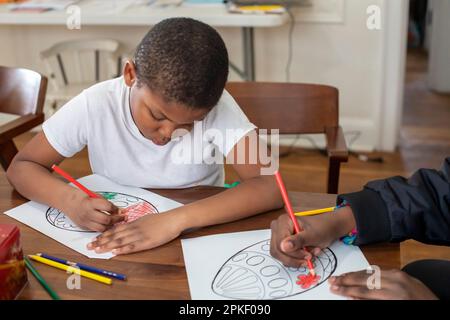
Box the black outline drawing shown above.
[45,191,158,232]
[211,239,337,300]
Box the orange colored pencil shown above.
[274,171,316,276]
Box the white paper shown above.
[76,0,142,14]
[8,0,79,10]
[4,174,182,259]
[182,229,370,300]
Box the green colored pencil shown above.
[24,256,61,300]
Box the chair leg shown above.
[327,158,341,194]
[0,140,19,171]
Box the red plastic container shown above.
[0,224,28,300]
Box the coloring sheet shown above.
[4,174,182,259]
[182,229,370,300]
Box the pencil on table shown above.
[28,255,112,285]
[37,253,126,281]
[24,256,61,300]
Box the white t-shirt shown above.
[42,77,256,188]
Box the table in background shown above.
[0,1,289,81]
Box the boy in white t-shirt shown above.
[7,18,282,255]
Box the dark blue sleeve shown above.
[337,157,450,246]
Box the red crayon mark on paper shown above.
[117,201,158,224]
[296,273,321,289]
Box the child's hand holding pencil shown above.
[64,189,126,232]
[270,206,356,267]
[52,164,126,232]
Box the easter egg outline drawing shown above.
[45,191,158,233]
[211,239,337,300]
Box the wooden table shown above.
[0,185,400,300]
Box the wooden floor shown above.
[4,49,450,268]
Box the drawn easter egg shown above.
[211,239,337,300]
[45,191,158,232]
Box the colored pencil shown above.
[37,253,126,281]
[274,171,316,276]
[24,256,61,300]
[295,206,336,217]
[28,255,112,285]
[51,164,100,198]
[51,164,112,216]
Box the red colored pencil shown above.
[274,170,316,276]
[51,164,114,217]
[51,164,100,199]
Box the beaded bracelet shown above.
[335,200,357,245]
[341,229,357,245]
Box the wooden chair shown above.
[226,82,348,194]
[0,66,47,171]
[41,39,121,114]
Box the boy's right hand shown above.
[64,190,125,232]
[270,206,356,268]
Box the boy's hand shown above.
[65,190,125,232]
[86,211,182,255]
[329,269,438,300]
[270,206,355,267]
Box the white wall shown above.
[427,0,450,92]
[0,0,407,151]
[251,0,385,151]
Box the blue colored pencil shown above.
[37,253,126,281]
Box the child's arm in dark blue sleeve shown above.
[338,157,450,246]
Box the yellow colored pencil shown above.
[28,255,112,285]
[294,206,336,217]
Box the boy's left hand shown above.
[329,269,438,300]
[87,212,182,255]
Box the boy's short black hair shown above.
[134,18,229,109]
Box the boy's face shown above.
[129,81,209,146]
[124,61,210,146]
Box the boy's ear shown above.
[123,60,137,87]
